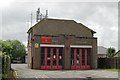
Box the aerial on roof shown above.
[27,18,96,37]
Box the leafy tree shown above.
[107,47,116,58]
[2,40,13,56]
[1,40,26,60]
[12,40,26,60]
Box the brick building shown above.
[27,18,97,70]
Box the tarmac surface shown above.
[11,64,119,79]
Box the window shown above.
[71,48,74,65]
[82,49,85,65]
[47,48,50,57]
[76,48,80,65]
[53,48,56,65]
[59,48,63,65]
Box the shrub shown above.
[2,54,11,78]
[5,55,10,73]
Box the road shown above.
[11,64,119,79]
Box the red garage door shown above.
[71,48,91,69]
[40,47,63,70]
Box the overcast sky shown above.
[0,0,119,50]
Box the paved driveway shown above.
[11,64,119,79]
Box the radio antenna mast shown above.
[36,8,40,22]
[45,10,48,18]
[36,8,49,22]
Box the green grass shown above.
[106,69,120,72]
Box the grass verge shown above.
[106,69,120,72]
[2,69,17,80]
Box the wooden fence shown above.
[97,57,118,69]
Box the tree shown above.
[1,40,26,60]
[2,40,13,56]
[107,47,116,58]
[12,40,26,60]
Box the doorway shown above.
[71,48,91,69]
[40,47,63,70]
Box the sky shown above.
[0,0,119,51]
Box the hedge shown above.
[2,54,11,78]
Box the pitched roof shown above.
[97,46,107,54]
[113,50,120,57]
[28,18,96,37]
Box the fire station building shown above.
[27,18,97,70]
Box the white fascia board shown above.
[70,45,92,48]
[40,44,92,48]
[40,44,64,47]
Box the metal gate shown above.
[40,47,63,70]
[71,48,91,69]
